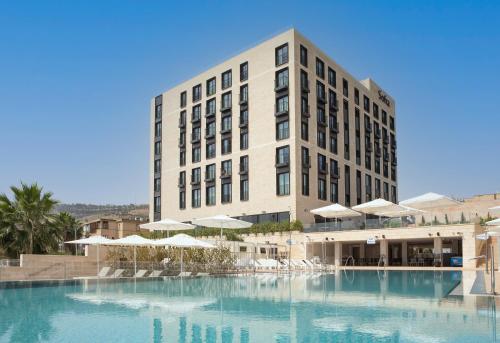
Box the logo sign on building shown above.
[378,90,391,107]
[367,237,377,245]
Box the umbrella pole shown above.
[181,247,184,274]
[134,246,137,277]
[97,244,100,278]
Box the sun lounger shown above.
[179,272,192,277]
[149,270,162,277]
[134,269,148,278]
[97,267,111,278]
[197,272,209,276]
[108,269,124,278]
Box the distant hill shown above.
[55,203,149,220]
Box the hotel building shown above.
[149,29,397,225]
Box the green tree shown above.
[0,182,61,256]
[54,212,82,253]
[460,212,466,224]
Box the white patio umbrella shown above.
[65,235,113,277]
[106,235,155,276]
[310,204,361,230]
[152,233,216,273]
[375,205,425,217]
[400,192,462,225]
[139,219,195,237]
[352,198,407,229]
[192,215,252,240]
[489,206,500,215]
[486,218,500,226]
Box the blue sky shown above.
[0,0,499,204]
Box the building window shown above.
[318,178,327,200]
[300,70,309,90]
[154,159,161,174]
[300,45,308,67]
[363,95,370,112]
[365,174,372,201]
[179,150,186,166]
[206,142,216,159]
[356,170,362,205]
[276,120,289,140]
[330,159,339,177]
[316,81,325,101]
[345,165,351,206]
[342,79,348,98]
[375,178,381,198]
[180,91,187,108]
[192,146,201,163]
[373,103,379,119]
[276,145,290,165]
[329,90,338,109]
[382,110,387,125]
[276,172,290,196]
[155,122,162,138]
[276,95,289,113]
[222,70,232,90]
[207,77,216,96]
[154,178,161,193]
[155,104,162,120]
[301,96,309,116]
[221,159,232,176]
[206,98,216,116]
[191,167,201,184]
[154,141,162,155]
[330,135,338,154]
[192,189,201,208]
[316,57,325,79]
[276,68,289,89]
[192,126,201,142]
[179,191,185,209]
[301,146,310,166]
[240,132,248,150]
[179,171,186,187]
[240,109,248,126]
[330,181,338,203]
[275,43,289,66]
[328,67,336,88]
[221,91,232,110]
[222,183,232,203]
[221,115,232,132]
[354,88,360,105]
[390,116,395,131]
[391,186,397,203]
[343,100,350,160]
[206,186,216,206]
[192,105,201,122]
[317,106,326,124]
[240,179,249,201]
[221,137,231,155]
[240,85,248,103]
[383,182,389,200]
[317,130,326,149]
[192,84,202,102]
[302,173,309,196]
[301,121,309,141]
[206,164,216,180]
[154,196,161,213]
[317,153,327,173]
[240,62,248,82]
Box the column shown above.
[402,240,408,266]
[334,241,342,267]
[380,240,388,266]
[434,237,443,267]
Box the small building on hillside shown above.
[82,216,148,239]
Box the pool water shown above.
[0,271,498,342]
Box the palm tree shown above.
[0,182,59,256]
[54,212,82,254]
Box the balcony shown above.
[178,138,186,148]
[275,79,289,92]
[302,156,311,168]
[330,166,339,178]
[178,118,186,128]
[301,105,310,118]
[178,178,186,188]
[329,120,339,133]
[239,95,248,106]
[366,143,373,152]
[239,164,249,175]
[391,156,398,165]
[384,154,390,162]
[318,162,328,175]
[317,116,327,127]
[275,105,289,117]
[205,108,216,118]
[329,99,339,111]
[375,146,381,157]
[205,130,216,139]
[317,93,327,104]
[365,122,372,133]
[190,177,201,186]
[220,169,232,179]
[239,116,248,128]
[205,173,215,182]
[190,134,201,144]
[374,128,381,139]
[191,115,201,124]
[275,158,290,168]
[220,127,232,134]
[220,103,232,112]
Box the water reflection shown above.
[0,272,498,342]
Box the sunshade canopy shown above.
[65,235,112,245]
[399,192,461,210]
[310,204,361,219]
[485,218,500,226]
[489,206,500,214]
[352,198,406,215]
[192,215,252,229]
[139,219,195,231]
[374,205,425,218]
[152,234,215,248]
[105,235,155,246]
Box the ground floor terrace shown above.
[241,223,483,270]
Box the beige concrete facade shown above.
[150,28,397,225]
[83,217,147,239]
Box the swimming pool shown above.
[0,271,497,342]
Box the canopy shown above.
[485,218,500,226]
[192,215,252,240]
[352,198,406,215]
[374,205,425,218]
[399,192,461,210]
[105,235,155,246]
[65,235,112,245]
[139,219,195,232]
[153,233,215,249]
[310,204,361,219]
[489,206,500,215]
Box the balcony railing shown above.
[220,169,232,178]
[275,78,289,92]
[275,105,289,117]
